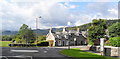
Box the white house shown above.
[46,27,87,47]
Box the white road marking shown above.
[46,49,49,50]
[0,56,32,59]
[0,56,8,59]
[11,50,39,52]
[44,51,47,53]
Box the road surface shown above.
[1,47,79,59]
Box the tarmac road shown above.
[1,47,78,59]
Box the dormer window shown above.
[57,35,59,38]
[64,35,68,39]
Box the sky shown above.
[0,0,119,31]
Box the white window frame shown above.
[58,40,61,46]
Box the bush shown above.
[104,40,110,46]
[9,44,36,47]
[88,39,94,45]
[109,37,120,47]
[37,41,49,46]
[12,38,24,43]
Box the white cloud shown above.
[86,2,118,19]
[59,2,78,9]
[1,1,118,31]
[69,0,119,2]
[69,5,77,8]
[5,0,119,2]
[67,21,71,26]
[74,20,82,26]
[54,26,65,28]
[1,0,69,30]
[108,9,118,15]
[74,15,92,26]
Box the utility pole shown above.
[35,16,41,43]
[36,18,38,30]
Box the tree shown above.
[106,22,120,47]
[27,28,36,43]
[108,22,120,37]
[87,19,107,45]
[109,37,120,47]
[2,35,13,41]
[35,35,46,43]
[19,24,36,44]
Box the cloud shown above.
[108,9,118,15]
[86,2,118,19]
[69,5,77,8]
[59,2,78,9]
[5,0,119,2]
[69,0,119,2]
[1,0,69,30]
[1,1,118,31]
[67,21,72,26]
[74,15,92,26]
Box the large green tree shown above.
[108,22,120,37]
[19,24,36,43]
[87,19,107,45]
[27,28,36,43]
[107,22,120,47]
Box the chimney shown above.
[62,26,66,33]
[77,28,80,32]
[49,27,52,33]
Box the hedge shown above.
[9,41,49,47]
[37,41,49,46]
[9,44,36,47]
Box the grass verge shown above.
[60,48,118,59]
[0,41,11,47]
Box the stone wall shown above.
[111,47,120,56]
[90,46,120,57]
[79,46,120,57]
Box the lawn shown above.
[0,41,11,47]
[60,48,118,59]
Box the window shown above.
[66,41,69,45]
[57,35,59,38]
[58,40,61,46]
[64,35,68,39]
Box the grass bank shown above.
[0,41,11,47]
[60,48,118,59]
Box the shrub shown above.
[37,41,49,46]
[104,40,110,46]
[109,37,120,47]
[88,39,94,45]
[9,44,36,47]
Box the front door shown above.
[63,41,65,46]
[49,40,54,47]
[58,40,61,46]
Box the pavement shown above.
[0,47,79,59]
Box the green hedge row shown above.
[9,41,49,47]
[9,44,36,47]
[37,41,49,46]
